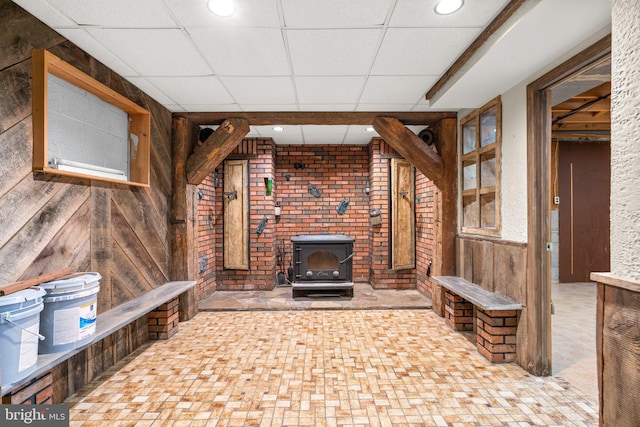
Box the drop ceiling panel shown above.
[146,76,234,105]
[188,27,290,76]
[86,28,212,76]
[295,76,365,104]
[55,28,138,77]
[254,125,303,144]
[125,77,178,105]
[390,0,510,27]
[372,27,480,75]
[360,75,437,104]
[11,0,75,27]
[45,0,177,27]
[299,104,358,111]
[164,0,282,27]
[219,76,296,105]
[281,0,393,27]
[286,29,382,75]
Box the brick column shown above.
[476,308,518,363]
[148,297,180,340]
[2,372,53,404]
[444,290,474,331]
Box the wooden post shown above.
[172,117,198,321]
[432,118,457,316]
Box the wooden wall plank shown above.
[390,158,415,270]
[91,184,113,312]
[112,186,170,279]
[0,61,32,134]
[111,203,168,289]
[20,198,91,279]
[0,0,65,70]
[0,182,90,284]
[224,160,249,269]
[0,119,33,198]
[494,242,527,302]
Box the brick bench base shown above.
[148,297,180,340]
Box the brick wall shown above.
[416,174,437,297]
[195,138,438,293]
[275,144,370,282]
[368,139,416,288]
[196,174,217,298]
[214,139,277,291]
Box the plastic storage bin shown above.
[0,287,46,386]
[38,272,101,354]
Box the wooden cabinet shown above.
[32,49,151,187]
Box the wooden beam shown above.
[372,116,444,181]
[425,0,530,102]
[185,118,250,185]
[174,111,456,126]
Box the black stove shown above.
[291,234,355,298]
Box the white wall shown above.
[610,0,640,280]
[499,86,528,243]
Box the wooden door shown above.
[558,141,610,282]
[390,158,415,270]
[224,160,249,269]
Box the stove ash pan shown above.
[292,234,355,283]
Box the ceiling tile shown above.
[389,0,510,27]
[254,125,303,144]
[240,104,298,111]
[44,0,177,27]
[146,76,234,105]
[12,0,75,27]
[219,76,296,105]
[360,75,437,104]
[355,103,419,111]
[180,104,242,112]
[371,27,480,75]
[125,77,177,105]
[56,28,138,77]
[286,29,382,75]
[86,28,212,76]
[295,76,365,104]
[164,0,282,27]
[187,27,290,76]
[282,0,393,27]
[299,104,357,111]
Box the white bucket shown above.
[0,287,46,387]
[38,272,101,354]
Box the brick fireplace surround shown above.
[195,138,438,298]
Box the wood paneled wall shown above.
[0,0,173,311]
[456,235,528,365]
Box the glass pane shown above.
[463,161,476,191]
[480,152,496,188]
[462,122,476,154]
[463,195,478,227]
[481,193,496,228]
[480,107,496,147]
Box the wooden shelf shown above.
[32,49,151,187]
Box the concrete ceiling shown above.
[14,0,612,144]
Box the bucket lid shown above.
[0,287,46,307]
[40,272,102,292]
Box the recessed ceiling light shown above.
[273,126,284,132]
[434,0,464,15]
[207,0,235,17]
[365,127,375,132]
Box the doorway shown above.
[525,35,610,377]
[547,56,610,399]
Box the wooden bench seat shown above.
[432,276,522,363]
[2,280,197,399]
